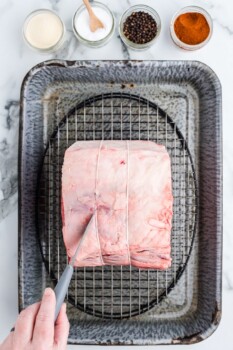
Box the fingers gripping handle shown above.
[54,265,73,321]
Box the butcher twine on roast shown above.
[61,140,173,270]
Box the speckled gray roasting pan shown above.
[19,60,222,345]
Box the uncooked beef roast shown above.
[61,140,173,269]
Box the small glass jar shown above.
[170,6,213,51]
[23,9,66,53]
[72,2,115,48]
[119,5,161,51]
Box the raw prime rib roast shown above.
[61,140,173,270]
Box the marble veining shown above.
[214,19,233,36]
[118,36,131,60]
[48,0,62,13]
[0,101,19,221]
[54,29,79,60]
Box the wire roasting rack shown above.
[36,93,197,319]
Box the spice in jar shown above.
[123,11,157,44]
[174,12,210,45]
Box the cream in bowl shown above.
[23,9,65,53]
[72,2,115,47]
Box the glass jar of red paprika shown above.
[170,6,213,50]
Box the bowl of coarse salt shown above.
[72,1,115,48]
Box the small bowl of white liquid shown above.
[72,2,115,47]
[23,9,65,53]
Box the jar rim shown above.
[23,9,65,53]
[72,2,115,45]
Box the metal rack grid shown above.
[37,93,197,319]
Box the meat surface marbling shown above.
[62,140,173,269]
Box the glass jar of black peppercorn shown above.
[119,5,161,50]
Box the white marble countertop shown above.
[0,0,232,348]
